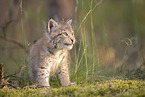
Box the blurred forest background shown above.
[0,0,145,84]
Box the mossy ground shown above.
[0,80,145,97]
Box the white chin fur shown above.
[57,44,73,50]
[64,45,73,50]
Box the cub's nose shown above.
[71,39,73,43]
[71,38,75,44]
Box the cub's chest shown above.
[45,49,67,70]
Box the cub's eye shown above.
[63,32,68,36]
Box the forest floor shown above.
[0,80,145,97]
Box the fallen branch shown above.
[4,66,26,78]
[0,63,4,85]
[0,64,25,89]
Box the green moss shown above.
[0,80,145,97]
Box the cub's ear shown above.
[47,19,58,33]
[67,19,72,25]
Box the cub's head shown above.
[45,19,75,50]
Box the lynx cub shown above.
[29,19,75,87]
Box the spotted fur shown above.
[29,19,75,87]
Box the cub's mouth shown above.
[64,43,73,46]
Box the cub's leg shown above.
[37,67,50,87]
[57,63,71,86]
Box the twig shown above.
[4,66,26,78]
[0,0,27,53]
[0,36,27,53]
[0,20,14,37]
